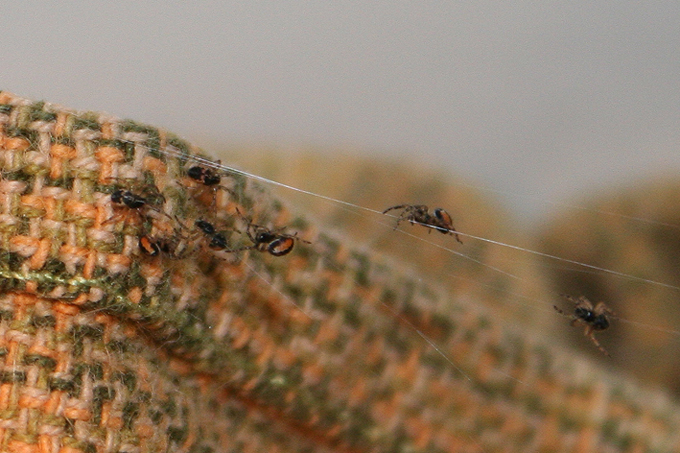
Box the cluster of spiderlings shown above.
[191,217,308,257]
[107,186,179,256]
[107,163,309,260]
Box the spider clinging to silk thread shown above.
[382,204,463,244]
[554,295,615,356]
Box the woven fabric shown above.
[0,91,679,453]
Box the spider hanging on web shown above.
[554,295,615,356]
[382,204,463,244]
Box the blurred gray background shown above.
[3,2,679,219]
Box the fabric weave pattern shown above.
[0,91,678,453]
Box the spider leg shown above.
[285,232,312,245]
[382,205,410,215]
[578,296,594,310]
[449,228,463,244]
[189,185,215,210]
[593,301,616,317]
[206,186,237,211]
[392,212,411,230]
[560,294,579,306]
[553,305,567,316]
[223,245,257,254]
[233,208,258,242]
[554,305,579,326]
[416,213,433,233]
[586,329,611,357]
[104,209,143,228]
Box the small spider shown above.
[195,219,230,251]
[382,204,462,244]
[229,210,310,256]
[247,227,303,256]
[185,163,236,209]
[107,188,156,229]
[111,188,147,209]
[106,178,168,230]
[187,166,222,187]
[554,295,614,356]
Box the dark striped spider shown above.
[106,182,167,231]
[195,219,230,251]
[382,204,462,244]
[187,165,222,187]
[554,295,614,356]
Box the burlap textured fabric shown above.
[0,91,679,452]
